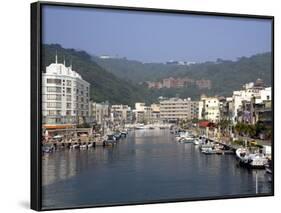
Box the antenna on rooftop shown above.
[55,50,58,64]
[63,56,66,66]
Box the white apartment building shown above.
[42,56,90,127]
[200,96,220,122]
[232,82,268,124]
[160,98,199,122]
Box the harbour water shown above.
[42,129,272,209]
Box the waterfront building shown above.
[111,104,132,124]
[151,103,161,123]
[159,98,199,122]
[200,95,220,122]
[42,55,90,128]
[237,87,271,125]
[133,102,153,124]
[92,102,110,125]
[232,79,268,124]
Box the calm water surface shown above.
[42,129,272,209]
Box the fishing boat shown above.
[199,143,214,152]
[105,134,117,144]
[42,144,54,153]
[236,148,268,169]
[87,143,93,148]
[179,136,194,143]
[80,144,87,149]
[175,131,194,143]
[193,138,201,145]
[265,160,272,174]
[70,144,79,149]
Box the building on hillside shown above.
[42,55,90,128]
[159,98,199,122]
[195,79,211,90]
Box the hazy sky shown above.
[42,5,272,63]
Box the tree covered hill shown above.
[42,44,272,106]
[92,52,272,97]
[42,44,154,106]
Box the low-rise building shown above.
[92,102,110,124]
[133,102,152,124]
[159,98,199,122]
[111,104,132,124]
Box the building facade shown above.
[42,56,90,127]
[111,104,132,124]
[200,96,220,122]
[92,102,110,125]
[159,98,199,122]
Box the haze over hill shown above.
[43,44,272,106]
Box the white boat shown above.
[265,160,272,174]
[199,143,214,151]
[80,144,87,149]
[179,136,194,143]
[236,148,268,169]
[87,143,93,148]
[193,138,200,145]
[70,144,79,149]
[202,147,217,154]
[135,124,147,130]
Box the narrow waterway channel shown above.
[42,129,272,209]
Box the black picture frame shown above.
[31,1,274,211]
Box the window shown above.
[66,95,72,101]
[47,86,61,93]
[66,88,72,93]
[47,79,61,84]
[66,103,71,109]
[47,110,61,115]
[66,80,72,86]
[47,102,61,108]
[47,94,61,100]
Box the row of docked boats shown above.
[42,130,129,153]
[172,130,231,155]
[103,130,128,145]
[172,129,271,170]
[134,124,169,130]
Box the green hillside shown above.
[42,44,272,105]
[93,52,272,97]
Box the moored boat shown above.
[236,148,268,169]
[193,138,200,145]
[42,144,54,153]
